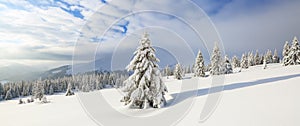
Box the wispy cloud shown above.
[0,0,103,69]
[0,0,300,71]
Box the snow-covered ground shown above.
[1,64,300,126]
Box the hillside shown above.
[0,64,299,126]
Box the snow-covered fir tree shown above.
[121,32,168,109]
[263,57,267,69]
[265,50,273,63]
[254,50,260,65]
[109,73,116,86]
[223,55,233,74]
[241,53,249,69]
[248,52,254,66]
[282,41,290,66]
[273,49,280,63]
[194,50,205,77]
[49,84,54,95]
[32,80,44,101]
[259,54,264,64]
[163,65,172,77]
[174,63,183,80]
[5,88,12,100]
[65,83,74,96]
[210,42,222,75]
[285,36,300,65]
[231,55,240,68]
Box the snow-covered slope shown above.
[178,64,300,126]
[0,64,299,126]
[0,94,97,126]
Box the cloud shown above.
[207,0,300,57]
[71,0,221,68]
[1,0,300,72]
[0,0,103,69]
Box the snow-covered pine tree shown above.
[32,80,44,101]
[273,49,280,63]
[282,41,290,66]
[259,54,264,64]
[121,32,167,109]
[174,63,183,80]
[231,55,240,68]
[241,53,249,69]
[109,73,116,86]
[248,52,254,66]
[95,74,103,89]
[5,88,12,100]
[21,83,29,97]
[194,50,205,77]
[210,42,222,75]
[163,65,172,77]
[285,36,300,65]
[13,84,20,98]
[223,55,233,74]
[265,50,273,63]
[263,57,267,69]
[254,50,260,65]
[65,83,74,96]
[49,84,54,95]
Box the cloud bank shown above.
[0,0,300,71]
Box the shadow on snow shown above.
[167,73,300,107]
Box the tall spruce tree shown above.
[5,88,13,100]
[121,32,167,109]
[65,83,74,96]
[241,53,249,69]
[32,80,44,101]
[231,55,240,68]
[174,63,183,80]
[263,57,267,69]
[210,42,222,75]
[285,36,300,65]
[254,50,260,65]
[265,50,273,63]
[248,52,254,66]
[273,49,280,63]
[163,65,172,77]
[194,50,205,77]
[223,55,233,74]
[282,41,290,66]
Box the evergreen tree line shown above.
[165,36,300,80]
[0,71,128,101]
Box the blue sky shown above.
[0,0,300,71]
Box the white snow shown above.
[0,94,98,126]
[1,64,300,126]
